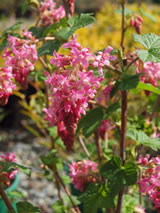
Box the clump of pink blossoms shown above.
[44,37,115,150]
[39,0,65,26]
[136,60,160,87]
[68,160,98,192]
[3,30,38,89]
[0,66,16,105]
[138,154,160,211]
[0,152,18,186]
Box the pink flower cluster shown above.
[130,15,143,34]
[0,152,18,186]
[68,160,98,191]
[136,61,160,87]
[92,46,116,75]
[138,155,160,210]
[39,0,65,26]
[3,31,38,89]
[0,67,16,105]
[44,38,115,150]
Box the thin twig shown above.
[55,171,81,213]
[95,131,102,162]
[0,185,16,212]
[78,136,91,160]
[39,57,50,72]
[125,57,139,72]
[104,65,122,76]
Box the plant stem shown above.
[55,171,81,213]
[0,185,16,213]
[95,131,102,162]
[116,91,127,213]
[62,0,71,19]
[120,91,127,165]
[116,1,127,212]
[78,136,91,160]
[125,57,139,72]
[150,95,160,121]
[39,57,50,72]
[120,0,126,51]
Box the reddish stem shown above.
[116,91,127,213]
[0,185,16,212]
[95,131,102,163]
[55,171,81,213]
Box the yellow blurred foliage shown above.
[76,3,160,52]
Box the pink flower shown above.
[39,0,65,26]
[92,46,116,75]
[0,66,16,105]
[138,154,150,166]
[45,38,107,150]
[0,152,18,185]
[137,155,160,211]
[0,152,16,162]
[3,32,37,88]
[68,160,98,191]
[136,61,160,87]
[130,15,143,34]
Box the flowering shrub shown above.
[1,0,160,213]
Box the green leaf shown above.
[29,26,45,38]
[21,1,30,15]
[124,162,137,185]
[133,33,160,62]
[115,7,135,16]
[127,128,160,151]
[4,21,23,35]
[122,194,139,213]
[52,200,65,213]
[77,107,104,138]
[104,101,120,119]
[100,156,122,179]
[56,13,95,40]
[136,82,160,95]
[118,74,141,91]
[16,201,41,213]
[38,40,62,56]
[40,149,63,169]
[79,183,114,213]
[0,161,31,176]
[77,102,120,138]
[139,8,156,23]
[0,38,8,52]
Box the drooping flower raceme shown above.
[137,155,160,210]
[68,160,98,192]
[0,66,16,105]
[0,152,18,186]
[136,60,160,87]
[3,31,38,88]
[44,38,115,150]
[39,0,65,26]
